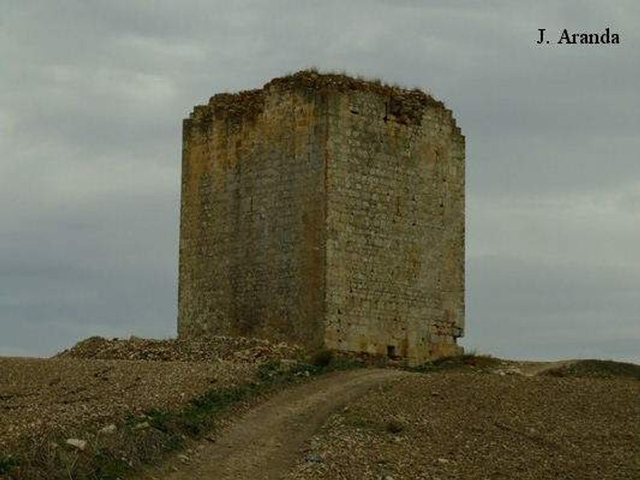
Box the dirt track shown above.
[139,369,411,480]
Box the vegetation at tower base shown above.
[179,70,465,365]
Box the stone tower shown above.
[178,71,464,365]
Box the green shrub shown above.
[385,420,405,434]
[411,352,499,373]
[0,455,18,475]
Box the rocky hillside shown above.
[1,340,638,480]
[286,370,640,480]
[56,335,303,363]
[0,335,307,479]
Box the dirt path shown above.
[140,368,411,480]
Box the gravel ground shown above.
[286,372,640,480]
[0,334,305,466]
[0,357,257,452]
[3,340,638,480]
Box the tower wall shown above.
[178,72,465,363]
[178,87,327,347]
[324,91,464,365]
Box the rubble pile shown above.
[56,335,303,363]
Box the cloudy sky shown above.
[1,1,638,363]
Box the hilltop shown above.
[1,337,638,480]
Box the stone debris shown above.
[304,453,324,463]
[98,424,117,435]
[56,335,302,364]
[495,366,524,376]
[65,438,87,451]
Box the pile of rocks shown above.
[56,335,303,363]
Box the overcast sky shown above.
[1,1,638,363]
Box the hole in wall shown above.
[387,345,397,358]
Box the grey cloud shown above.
[0,191,178,354]
[466,255,640,364]
[617,186,640,213]
[1,1,638,361]
[468,134,640,198]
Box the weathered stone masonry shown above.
[178,71,465,364]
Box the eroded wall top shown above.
[185,70,456,132]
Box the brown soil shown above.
[286,372,640,480]
[0,357,256,452]
[0,335,301,454]
[2,348,638,480]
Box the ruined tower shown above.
[178,71,464,364]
